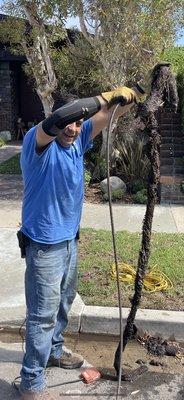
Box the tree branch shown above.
[78,0,93,45]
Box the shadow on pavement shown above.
[0,175,23,201]
[0,347,23,364]
[0,379,20,399]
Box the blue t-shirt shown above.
[20,119,92,243]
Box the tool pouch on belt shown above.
[17,230,30,258]
[76,229,80,240]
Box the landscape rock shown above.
[100,176,126,194]
[0,131,11,141]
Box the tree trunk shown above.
[22,4,58,117]
[36,91,54,117]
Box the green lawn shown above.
[78,229,184,310]
[0,154,21,174]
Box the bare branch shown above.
[78,0,94,45]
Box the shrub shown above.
[132,189,147,204]
[90,154,107,182]
[116,138,150,184]
[103,188,125,202]
[0,138,6,148]
[180,181,184,194]
[129,179,146,194]
[85,170,91,186]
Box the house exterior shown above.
[0,17,44,139]
[0,13,77,140]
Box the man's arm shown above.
[36,86,142,149]
[91,97,133,139]
[36,122,55,149]
[36,96,101,149]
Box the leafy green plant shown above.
[180,181,184,194]
[85,170,91,186]
[116,138,150,184]
[103,188,125,202]
[0,138,6,148]
[129,179,147,194]
[132,189,147,204]
[90,154,107,182]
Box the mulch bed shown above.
[84,183,133,204]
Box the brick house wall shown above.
[159,111,184,204]
[0,60,44,139]
[0,61,12,133]
[0,14,76,140]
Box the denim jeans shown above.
[20,238,78,392]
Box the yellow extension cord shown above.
[111,263,173,292]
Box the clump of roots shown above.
[114,63,179,377]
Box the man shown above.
[19,86,142,399]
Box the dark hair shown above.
[52,90,78,112]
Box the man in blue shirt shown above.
[19,86,142,400]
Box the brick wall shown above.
[159,111,184,204]
[0,60,43,140]
[0,61,12,133]
[10,62,20,138]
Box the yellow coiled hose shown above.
[111,263,173,292]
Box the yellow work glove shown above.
[101,85,144,107]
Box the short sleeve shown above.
[21,126,52,168]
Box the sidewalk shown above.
[81,202,184,233]
[0,190,184,232]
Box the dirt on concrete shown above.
[66,333,184,376]
[0,331,183,376]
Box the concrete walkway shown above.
[81,202,184,233]
[0,191,184,232]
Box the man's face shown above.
[56,120,83,147]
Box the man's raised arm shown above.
[36,86,143,148]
